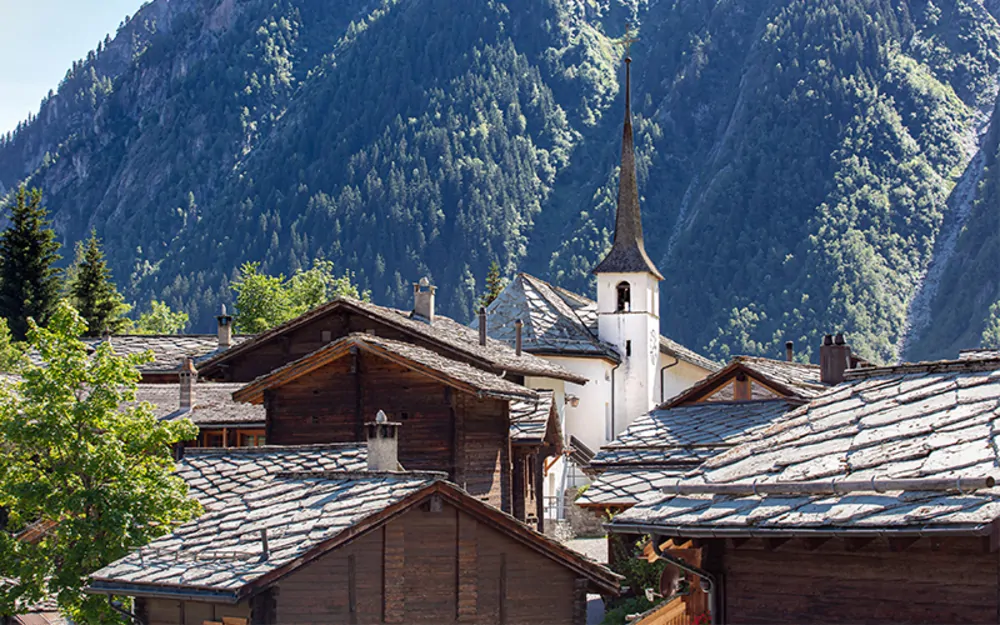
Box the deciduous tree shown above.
[0,302,199,622]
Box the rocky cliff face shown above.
[1,0,998,363]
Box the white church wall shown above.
[656,357,713,406]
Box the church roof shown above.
[592,57,663,279]
[476,273,718,371]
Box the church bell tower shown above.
[593,31,663,435]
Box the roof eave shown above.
[87,580,241,604]
[606,521,993,539]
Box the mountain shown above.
[1,0,998,364]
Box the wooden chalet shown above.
[195,294,586,387]
[88,421,620,625]
[608,353,1000,624]
[231,332,555,526]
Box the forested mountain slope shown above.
[1,0,998,364]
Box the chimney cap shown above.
[419,276,430,288]
[835,332,846,345]
[376,409,388,424]
[181,356,197,374]
[823,334,834,346]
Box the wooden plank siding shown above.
[718,536,999,624]
[273,502,583,624]
[142,599,250,625]
[265,352,512,512]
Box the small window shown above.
[626,340,632,357]
[616,282,631,312]
[321,330,332,343]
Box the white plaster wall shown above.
[543,356,615,453]
[655,357,713,406]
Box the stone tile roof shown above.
[134,383,265,426]
[235,333,538,404]
[198,297,587,384]
[84,335,251,373]
[478,274,617,359]
[90,472,438,597]
[960,348,1000,360]
[664,356,827,406]
[612,358,1000,534]
[578,401,796,508]
[510,389,554,442]
[477,273,718,371]
[90,473,622,599]
[577,467,689,509]
[176,444,367,512]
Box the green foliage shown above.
[0,317,24,371]
[601,595,656,625]
[478,260,507,310]
[68,231,132,337]
[0,301,199,622]
[982,301,1000,349]
[134,300,190,335]
[232,259,369,333]
[0,187,62,340]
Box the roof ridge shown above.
[275,470,448,480]
[183,443,366,456]
[847,357,1000,378]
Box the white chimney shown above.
[412,278,436,323]
[216,304,233,348]
[179,357,197,410]
[366,410,401,471]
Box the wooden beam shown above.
[990,520,1000,552]
[729,537,750,549]
[383,523,405,623]
[347,554,357,624]
[802,537,830,551]
[499,553,508,625]
[353,347,363,441]
[887,536,920,553]
[843,536,874,551]
[457,513,477,622]
[764,537,789,551]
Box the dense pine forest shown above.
[0,0,998,364]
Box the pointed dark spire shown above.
[593,47,663,280]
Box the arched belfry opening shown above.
[616,281,631,312]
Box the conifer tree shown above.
[0,187,62,340]
[478,260,506,310]
[68,231,131,337]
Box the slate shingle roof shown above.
[90,472,622,599]
[198,297,586,384]
[510,389,555,442]
[478,273,718,371]
[234,333,538,403]
[176,444,367,512]
[90,472,438,598]
[134,383,264,426]
[84,335,252,373]
[578,401,796,508]
[612,357,1000,534]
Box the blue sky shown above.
[0,0,145,134]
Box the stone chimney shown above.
[515,318,523,356]
[180,357,197,410]
[216,304,233,348]
[785,340,794,362]
[819,333,851,385]
[412,278,436,323]
[366,410,401,472]
[478,307,487,346]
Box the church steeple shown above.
[592,35,663,280]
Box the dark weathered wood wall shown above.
[266,353,511,511]
[717,535,999,624]
[276,501,584,624]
